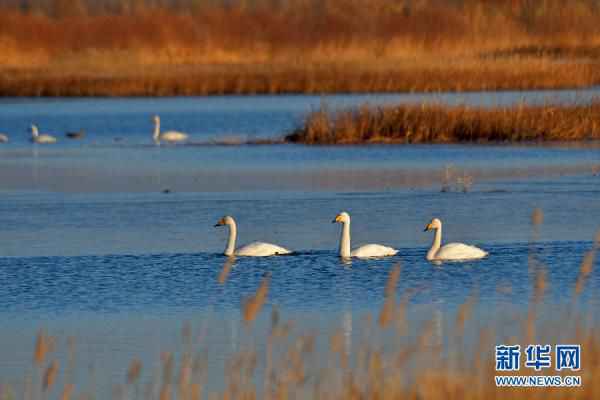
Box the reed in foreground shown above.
[2,212,598,400]
[286,102,600,144]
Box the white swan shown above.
[0,133,8,143]
[424,218,488,261]
[152,115,188,144]
[333,212,398,258]
[30,125,57,144]
[214,215,292,257]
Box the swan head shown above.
[214,215,235,227]
[30,125,39,136]
[332,211,350,224]
[424,218,442,231]
[153,115,160,124]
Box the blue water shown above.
[1,87,600,145]
[1,243,598,318]
[0,92,599,395]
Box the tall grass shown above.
[286,101,600,144]
[2,0,600,95]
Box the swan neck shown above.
[339,220,351,258]
[153,119,160,142]
[427,226,442,260]
[225,220,237,256]
[31,127,38,137]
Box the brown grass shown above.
[286,101,600,144]
[42,360,59,392]
[378,263,401,328]
[2,0,600,95]
[242,273,271,324]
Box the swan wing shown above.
[236,242,292,257]
[161,131,188,142]
[351,244,398,258]
[435,243,487,261]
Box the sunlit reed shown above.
[287,102,600,144]
[2,1,600,95]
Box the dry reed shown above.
[127,359,142,385]
[378,264,401,328]
[242,273,271,324]
[59,383,74,400]
[2,0,600,95]
[42,360,59,392]
[34,329,48,366]
[286,101,600,144]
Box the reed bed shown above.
[286,101,600,144]
[1,211,599,400]
[2,59,600,97]
[2,0,600,95]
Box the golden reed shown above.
[286,102,600,144]
[2,0,600,95]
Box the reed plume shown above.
[243,273,271,324]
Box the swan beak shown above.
[424,223,431,232]
[214,218,225,227]
[332,215,341,223]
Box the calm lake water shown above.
[1,90,599,396]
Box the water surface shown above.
[0,91,599,396]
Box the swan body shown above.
[215,215,292,257]
[30,125,57,144]
[333,212,398,258]
[153,115,188,144]
[424,218,488,261]
[0,133,8,143]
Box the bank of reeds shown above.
[3,59,600,97]
[2,0,600,95]
[286,101,600,144]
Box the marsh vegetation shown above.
[2,0,600,95]
[286,101,600,144]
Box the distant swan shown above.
[424,218,488,261]
[66,130,85,139]
[0,133,8,143]
[214,215,292,257]
[30,125,57,144]
[333,212,398,258]
[152,115,188,144]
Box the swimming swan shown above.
[333,212,398,258]
[152,115,188,144]
[30,125,57,144]
[214,215,292,257]
[424,218,488,261]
